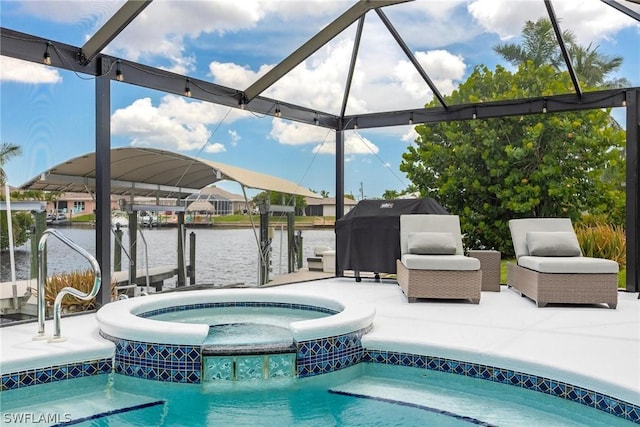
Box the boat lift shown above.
[115,200,195,294]
[0,185,47,315]
[257,201,303,286]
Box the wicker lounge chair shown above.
[507,218,618,309]
[396,214,482,303]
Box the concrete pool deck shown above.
[1,278,639,406]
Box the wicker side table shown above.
[468,250,501,292]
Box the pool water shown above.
[1,364,630,426]
[147,306,330,346]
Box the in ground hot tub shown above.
[96,289,375,383]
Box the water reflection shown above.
[1,226,335,287]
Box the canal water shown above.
[0,226,336,287]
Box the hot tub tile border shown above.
[138,301,339,318]
[296,325,372,377]
[362,349,640,424]
[100,331,202,383]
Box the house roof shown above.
[186,200,216,212]
[195,186,246,202]
[305,197,358,206]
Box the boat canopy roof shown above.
[20,147,320,199]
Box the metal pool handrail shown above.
[35,228,102,342]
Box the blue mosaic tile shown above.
[537,378,551,394]
[296,325,371,378]
[627,405,639,422]
[100,331,202,384]
[0,358,112,392]
[550,380,565,397]
[363,349,640,425]
[138,301,340,319]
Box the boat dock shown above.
[112,266,191,292]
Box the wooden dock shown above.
[0,279,35,314]
[112,266,190,291]
[265,269,334,286]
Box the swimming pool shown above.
[0,364,631,426]
[3,285,638,424]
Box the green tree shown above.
[252,191,307,215]
[382,190,399,200]
[494,18,573,69]
[0,142,22,185]
[1,211,33,251]
[400,62,626,255]
[0,143,32,251]
[494,18,629,89]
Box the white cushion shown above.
[509,218,575,260]
[518,256,619,274]
[314,246,331,256]
[400,215,464,255]
[526,231,582,257]
[407,232,457,255]
[401,254,480,271]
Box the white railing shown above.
[35,229,102,342]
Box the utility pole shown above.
[359,182,364,201]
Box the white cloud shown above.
[204,143,226,154]
[111,95,237,152]
[208,62,273,88]
[401,127,419,143]
[228,129,240,147]
[17,1,122,24]
[394,50,467,100]
[268,119,380,156]
[92,1,345,73]
[269,119,333,146]
[0,57,62,84]
[103,1,268,71]
[468,0,637,45]
[312,132,379,156]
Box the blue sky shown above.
[1,0,639,199]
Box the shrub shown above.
[35,269,116,312]
[575,223,626,267]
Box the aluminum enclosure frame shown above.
[0,0,638,298]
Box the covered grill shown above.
[336,198,448,279]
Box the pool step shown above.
[1,386,165,426]
[329,373,621,427]
[329,375,499,426]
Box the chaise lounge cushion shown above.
[407,232,457,255]
[401,254,480,271]
[518,256,619,274]
[526,231,581,257]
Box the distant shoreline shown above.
[55,220,335,230]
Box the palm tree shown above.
[569,43,630,88]
[382,189,399,200]
[494,18,628,89]
[494,18,574,69]
[0,142,22,186]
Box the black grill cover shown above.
[336,198,448,274]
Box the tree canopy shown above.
[0,143,32,251]
[494,18,630,88]
[397,18,628,256]
[400,62,626,256]
[252,191,307,215]
[0,142,21,186]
